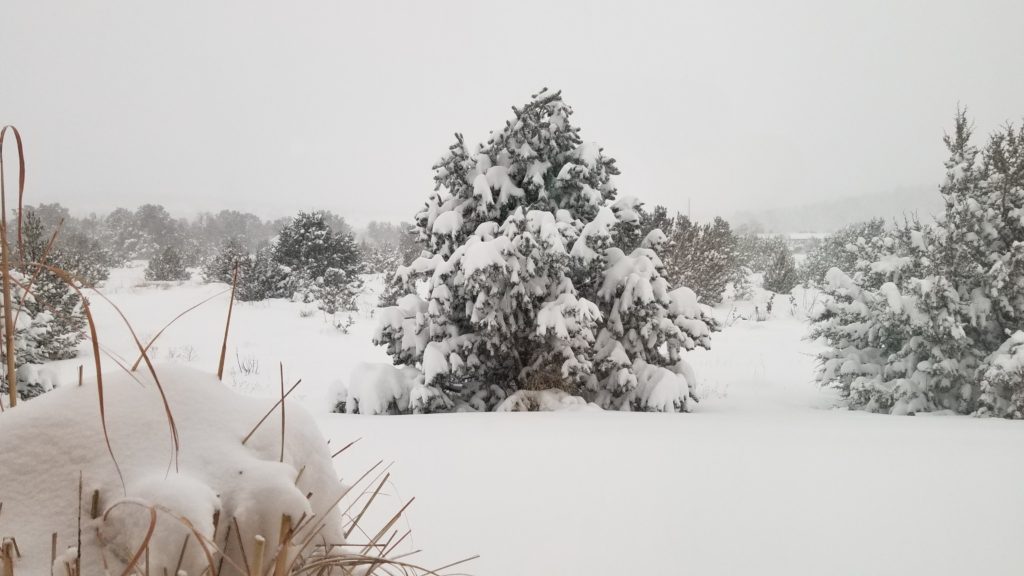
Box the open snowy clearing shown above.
[35,265,1024,575]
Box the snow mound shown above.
[0,364,346,575]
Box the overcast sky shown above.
[2,1,1023,225]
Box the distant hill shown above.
[732,186,942,234]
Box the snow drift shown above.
[0,365,346,575]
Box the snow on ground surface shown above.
[28,265,1024,575]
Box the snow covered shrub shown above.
[372,89,714,413]
[738,233,789,275]
[16,211,87,361]
[662,214,743,304]
[763,244,799,294]
[812,109,1024,417]
[361,240,403,274]
[275,210,364,304]
[0,365,356,575]
[978,331,1024,418]
[236,246,289,301]
[201,237,248,284]
[144,245,191,281]
[0,271,65,402]
[799,219,887,287]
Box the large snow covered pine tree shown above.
[812,109,1024,417]
[371,89,715,413]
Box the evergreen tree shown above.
[202,238,249,285]
[275,210,363,304]
[145,246,190,281]
[236,247,289,302]
[0,271,61,402]
[372,89,713,413]
[662,215,742,304]
[812,109,1024,417]
[798,219,887,287]
[16,211,87,361]
[763,244,799,294]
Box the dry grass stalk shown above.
[218,263,239,381]
[280,363,287,463]
[0,125,26,408]
[251,534,266,576]
[242,379,301,445]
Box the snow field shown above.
[6,264,1023,575]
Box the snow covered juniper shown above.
[812,110,1024,417]
[1,210,98,401]
[371,89,715,413]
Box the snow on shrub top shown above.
[0,365,346,574]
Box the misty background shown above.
[2,0,1023,231]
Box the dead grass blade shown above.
[217,263,239,381]
[241,378,301,446]
[0,125,26,407]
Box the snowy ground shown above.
[38,265,1024,575]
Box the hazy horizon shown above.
[3,1,1024,227]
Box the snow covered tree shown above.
[275,211,363,305]
[662,215,742,304]
[144,245,190,281]
[798,219,887,287]
[809,223,928,412]
[15,211,87,361]
[0,271,63,402]
[738,233,789,275]
[236,247,289,302]
[812,109,1024,417]
[372,89,714,413]
[201,238,248,284]
[763,244,799,294]
[361,241,402,275]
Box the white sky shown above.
[2,0,1023,225]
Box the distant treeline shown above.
[17,203,422,275]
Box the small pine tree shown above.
[145,246,190,281]
[763,245,799,294]
[236,247,289,302]
[0,271,62,401]
[663,215,742,304]
[274,211,364,306]
[798,219,887,287]
[17,211,87,361]
[202,238,248,284]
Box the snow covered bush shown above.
[0,365,351,574]
[812,109,1024,417]
[144,245,191,281]
[0,270,66,402]
[236,246,290,301]
[762,243,799,294]
[275,211,364,306]
[661,214,743,305]
[371,89,714,413]
[202,237,248,284]
[17,210,87,361]
[799,219,887,287]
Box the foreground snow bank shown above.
[0,365,345,575]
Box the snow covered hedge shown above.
[361,89,716,414]
[812,110,1024,418]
